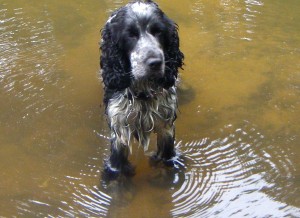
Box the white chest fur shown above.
[107,87,177,152]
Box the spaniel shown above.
[100,0,184,178]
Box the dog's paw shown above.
[163,154,185,169]
[122,162,136,177]
[149,153,162,166]
[149,151,185,169]
[102,161,136,181]
[102,163,121,181]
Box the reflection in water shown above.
[0,0,300,217]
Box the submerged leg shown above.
[103,134,135,179]
[153,125,177,164]
[157,127,176,161]
[152,123,184,168]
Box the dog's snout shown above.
[147,57,163,71]
[130,34,165,79]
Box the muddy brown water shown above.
[0,0,300,217]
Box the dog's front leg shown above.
[155,124,177,164]
[103,130,135,179]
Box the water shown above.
[0,0,299,217]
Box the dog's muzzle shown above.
[130,34,165,80]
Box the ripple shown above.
[171,122,300,217]
[15,176,111,217]
[11,122,300,217]
[71,184,111,217]
[0,5,66,118]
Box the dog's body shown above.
[100,0,184,178]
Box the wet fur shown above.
[100,0,184,178]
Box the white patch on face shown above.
[131,51,139,69]
[130,2,154,17]
[130,48,145,79]
[130,35,164,80]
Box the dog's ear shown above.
[162,19,184,89]
[100,13,131,91]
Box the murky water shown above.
[0,0,299,217]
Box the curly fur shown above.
[100,0,184,178]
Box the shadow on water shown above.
[177,80,196,105]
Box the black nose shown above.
[147,58,163,71]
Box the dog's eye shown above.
[149,24,163,36]
[127,27,139,38]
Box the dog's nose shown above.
[147,58,162,71]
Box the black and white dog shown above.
[100,0,184,178]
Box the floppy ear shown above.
[100,14,132,91]
[162,19,184,89]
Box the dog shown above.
[100,0,184,178]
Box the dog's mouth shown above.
[131,89,159,100]
[130,67,165,84]
[146,69,165,80]
[129,79,163,100]
[131,71,165,88]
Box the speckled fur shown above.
[107,85,177,152]
[100,0,184,178]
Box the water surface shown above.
[0,0,299,217]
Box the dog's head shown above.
[100,0,184,91]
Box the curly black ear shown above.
[100,13,132,91]
[162,19,184,89]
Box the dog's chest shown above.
[107,87,177,145]
[125,97,168,132]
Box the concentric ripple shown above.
[15,176,112,217]
[14,138,112,217]
[171,122,300,217]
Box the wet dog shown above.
[100,0,184,178]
